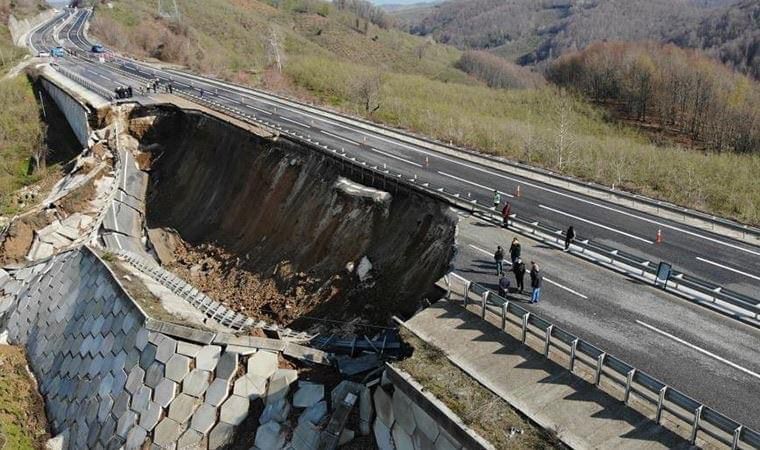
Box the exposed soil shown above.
[0,345,50,450]
[134,106,456,332]
[0,211,51,265]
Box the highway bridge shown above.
[26,7,760,440]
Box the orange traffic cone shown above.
[656,229,663,244]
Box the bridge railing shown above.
[51,63,114,101]
[445,273,760,450]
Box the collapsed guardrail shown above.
[442,273,760,450]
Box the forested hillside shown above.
[396,0,759,77]
[91,0,760,223]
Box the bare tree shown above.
[353,73,383,114]
[267,26,283,72]
[553,94,576,171]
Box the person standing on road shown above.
[501,202,512,228]
[564,225,576,251]
[494,246,505,276]
[493,189,501,210]
[530,261,543,304]
[513,258,526,294]
[498,275,511,298]
[509,238,521,264]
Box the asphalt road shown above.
[41,8,760,305]
[30,8,760,432]
[454,212,760,429]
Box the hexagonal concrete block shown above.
[219,395,250,426]
[178,429,203,449]
[182,369,211,398]
[208,422,235,450]
[246,350,278,379]
[196,345,221,371]
[176,341,201,357]
[138,401,163,431]
[392,389,416,436]
[131,385,152,413]
[125,367,145,395]
[165,354,191,383]
[139,343,157,371]
[155,336,177,363]
[154,378,178,408]
[392,422,414,450]
[205,378,231,407]
[168,393,201,423]
[153,418,182,447]
[134,327,149,351]
[266,373,290,405]
[116,410,138,438]
[411,403,439,443]
[125,425,148,450]
[144,361,165,388]
[215,351,238,381]
[190,402,217,434]
[374,387,394,429]
[233,373,267,400]
[97,395,114,423]
[113,391,132,418]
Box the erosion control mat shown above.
[134,106,457,331]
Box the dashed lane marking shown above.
[438,171,514,198]
[539,204,654,245]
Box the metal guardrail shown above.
[51,63,114,101]
[444,273,760,450]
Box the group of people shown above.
[114,85,133,99]
[494,238,543,304]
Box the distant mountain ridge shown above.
[395,0,757,76]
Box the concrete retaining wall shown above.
[373,365,494,450]
[40,76,91,147]
[0,246,293,449]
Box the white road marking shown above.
[636,320,760,381]
[695,257,760,282]
[321,130,360,146]
[370,147,423,168]
[539,204,654,244]
[251,106,272,115]
[279,115,310,128]
[543,278,588,299]
[438,171,514,198]
[467,245,587,299]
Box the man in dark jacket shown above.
[530,261,543,304]
[509,238,521,264]
[564,225,576,251]
[501,202,512,228]
[498,275,511,298]
[513,258,526,293]
[494,246,505,276]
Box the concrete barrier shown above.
[40,76,92,147]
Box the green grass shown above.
[92,0,760,225]
[0,76,45,214]
[0,345,49,450]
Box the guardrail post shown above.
[569,339,578,372]
[543,325,553,357]
[521,312,530,343]
[624,369,636,405]
[690,405,703,444]
[463,281,471,307]
[656,386,668,424]
[501,302,508,330]
[594,352,606,385]
[732,425,743,450]
[481,291,489,319]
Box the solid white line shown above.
[438,171,514,198]
[696,257,760,282]
[321,130,360,146]
[279,115,309,128]
[370,147,423,168]
[539,204,654,244]
[636,320,760,381]
[468,245,587,298]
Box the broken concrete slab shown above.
[254,421,285,450]
[373,387,395,429]
[232,373,267,400]
[289,420,321,450]
[298,400,327,426]
[293,382,324,409]
[338,353,380,376]
[259,398,291,424]
[219,395,250,426]
[373,417,394,450]
[246,350,278,379]
[266,372,291,405]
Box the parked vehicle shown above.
[51,47,65,57]
[91,44,105,53]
